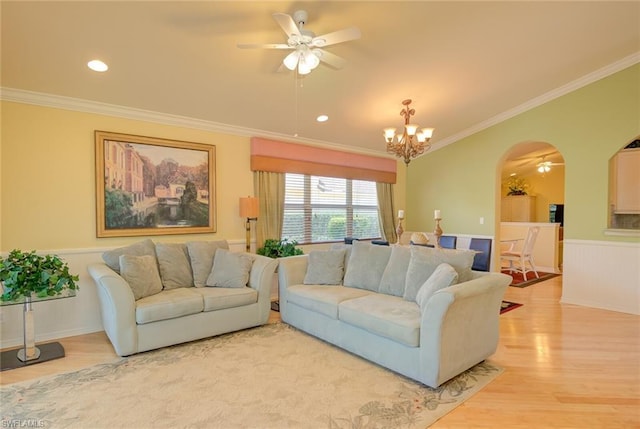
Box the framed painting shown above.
[95,131,216,237]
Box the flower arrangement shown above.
[506,177,529,196]
[0,249,79,302]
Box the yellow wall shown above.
[1,102,254,250]
[0,101,407,251]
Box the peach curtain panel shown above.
[250,137,397,184]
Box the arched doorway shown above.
[496,141,566,276]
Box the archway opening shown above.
[496,141,565,276]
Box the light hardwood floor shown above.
[1,276,639,428]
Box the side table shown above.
[0,290,76,371]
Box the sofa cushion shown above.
[103,239,156,273]
[119,254,163,300]
[206,249,253,288]
[155,242,193,290]
[135,288,204,324]
[286,285,373,319]
[194,287,258,311]
[339,294,421,347]
[404,246,474,302]
[303,249,346,285]
[186,240,230,287]
[378,245,411,297]
[415,263,459,309]
[343,241,391,292]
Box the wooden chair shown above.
[469,238,492,272]
[500,227,540,280]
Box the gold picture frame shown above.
[95,131,216,237]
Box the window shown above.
[282,174,381,244]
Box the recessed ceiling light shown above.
[317,115,329,122]
[88,60,108,72]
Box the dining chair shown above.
[439,235,457,249]
[469,238,492,272]
[500,226,540,280]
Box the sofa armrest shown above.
[419,272,510,387]
[246,253,279,322]
[87,263,138,356]
[277,255,308,310]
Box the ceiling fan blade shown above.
[315,49,347,69]
[312,27,361,47]
[237,43,292,49]
[273,13,301,38]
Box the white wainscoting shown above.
[562,239,640,315]
[0,240,246,349]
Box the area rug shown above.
[502,270,560,288]
[1,323,503,429]
[500,300,523,314]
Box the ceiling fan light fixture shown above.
[303,50,320,69]
[298,60,312,75]
[283,51,300,70]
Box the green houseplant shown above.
[257,238,303,259]
[0,249,79,302]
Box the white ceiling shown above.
[2,1,639,163]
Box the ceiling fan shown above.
[536,155,564,173]
[237,10,361,75]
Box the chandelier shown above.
[384,99,434,166]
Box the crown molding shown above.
[431,51,640,152]
[2,52,638,159]
[0,87,388,158]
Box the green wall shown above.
[406,64,640,242]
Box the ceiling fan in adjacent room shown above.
[237,10,361,75]
[536,155,564,173]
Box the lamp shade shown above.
[239,197,259,218]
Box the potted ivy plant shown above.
[256,239,303,312]
[257,238,303,259]
[0,249,79,302]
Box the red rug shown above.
[502,270,560,288]
[500,301,523,314]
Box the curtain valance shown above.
[250,137,397,184]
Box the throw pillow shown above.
[186,240,230,287]
[119,254,163,300]
[155,242,193,290]
[206,249,253,288]
[343,241,392,292]
[102,239,156,273]
[404,246,474,302]
[415,263,459,310]
[303,249,346,285]
[378,245,411,297]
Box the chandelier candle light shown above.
[239,197,259,252]
[384,99,434,166]
[434,210,443,249]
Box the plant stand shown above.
[0,293,74,371]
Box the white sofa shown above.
[87,239,278,356]
[277,242,511,388]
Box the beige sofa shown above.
[278,241,511,388]
[87,239,278,356]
